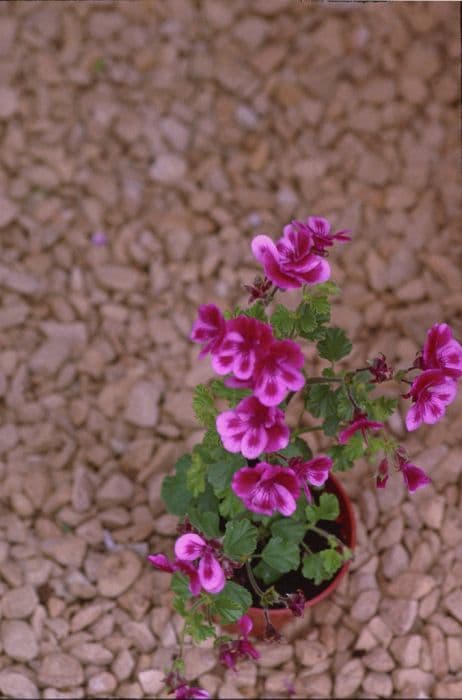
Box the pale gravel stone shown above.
[184,646,218,677]
[294,639,328,667]
[351,590,380,622]
[71,642,114,665]
[0,671,39,699]
[387,573,436,600]
[380,599,418,635]
[362,647,395,672]
[434,680,462,699]
[150,154,187,183]
[1,620,38,661]
[1,584,38,618]
[95,265,142,292]
[392,668,434,693]
[138,669,164,696]
[334,659,365,698]
[112,648,135,682]
[390,635,422,667]
[0,196,18,227]
[87,672,116,696]
[97,550,142,598]
[444,589,462,623]
[97,472,134,506]
[381,543,410,579]
[124,380,162,427]
[38,653,85,689]
[41,535,86,568]
[447,636,462,672]
[362,671,393,698]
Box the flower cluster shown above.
[404,323,462,431]
[149,215,461,699]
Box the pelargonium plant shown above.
[149,216,462,698]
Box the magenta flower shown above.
[164,671,210,700]
[422,323,462,379]
[148,554,201,596]
[289,455,333,502]
[213,316,273,380]
[190,304,227,358]
[216,396,289,459]
[304,216,351,252]
[232,462,300,516]
[400,461,432,494]
[254,339,305,406]
[251,223,330,290]
[338,414,384,444]
[218,614,260,671]
[369,353,394,383]
[404,369,457,432]
[285,589,306,617]
[376,458,389,489]
[175,533,225,594]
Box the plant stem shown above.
[246,560,265,598]
[307,524,346,550]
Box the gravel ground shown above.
[0,1,461,698]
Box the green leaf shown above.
[271,304,296,339]
[202,428,222,449]
[253,560,281,586]
[210,582,252,624]
[210,379,252,407]
[305,384,337,418]
[317,328,352,362]
[207,453,244,494]
[188,509,221,538]
[196,484,220,513]
[219,491,246,519]
[187,449,207,497]
[271,518,306,544]
[171,572,191,599]
[328,444,355,473]
[364,396,398,421]
[317,492,340,521]
[343,432,365,459]
[277,437,313,460]
[319,549,343,576]
[161,455,193,516]
[192,384,217,428]
[223,520,258,559]
[185,611,216,642]
[302,552,330,585]
[261,536,300,573]
[242,302,267,321]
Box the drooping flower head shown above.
[148,554,201,596]
[289,455,333,502]
[213,315,273,380]
[404,369,457,432]
[285,589,306,617]
[395,450,431,494]
[369,353,394,383]
[174,534,225,594]
[190,304,227,358]
[232,462,300,516]
[376,457,389,489]
[164,671,210,700]
[422,323,462,379]
[338,413,384,444]
[296,216,351,255]
[251,223,331,290]
[216,396,289,459]
[254,339,305,406]
[218,615,260,671]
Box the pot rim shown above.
[247,471,356,618]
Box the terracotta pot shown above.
[223,473,356,638]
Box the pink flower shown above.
[404,369,457,432]
[148,554,201,596]
[251,223,330,290]
[216,396,289,459]
[190,304,227,358]
[285,589,306,617]
[289,455,333,502]
[376,458,389,489]
[232,462,300,516]
[369,353,394,383]
[422,323,462,379]
[338,414,384,444]
[175,534,225,594]
[300,216,351,254]
[254,339,305,406]
[218,615,260,671]
[213,316,273,380]
[175,685,210,700]
[399,461,431,494]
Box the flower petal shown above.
[402,464,432,493]
[241,426,267,459]
[175,533,206,561]
[198,553,225,593]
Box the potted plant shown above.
[149,216,462,699]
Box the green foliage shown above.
[242,302,268,321]
[271,304,297,339]
[188,509,221,538]
[296,297,331,340]
[317,328,352,363]
[271,518,306,544]
[210,582,252,624]
[363,396,398,421]
[222,520,258,560]
[253,560,281,586]
[210,379,251,407]
[261,536,300,574]
[171,572,191,599]
[319,548,343,576]
[207,453,244,494]
[185,611,216,642]
[302,552,329,585]
[161,455,193,516]
[202,427,222,449]
[192,384,217,428]
[187,448,208,497]
[306,492,340,524]
[305,384,337,418]
[219,491,246,519]
[277,437,313,460]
